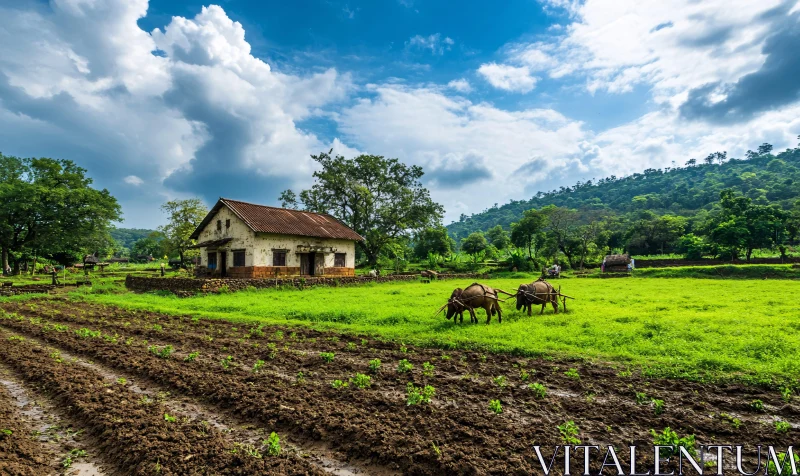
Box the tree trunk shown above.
[745,248,752,263]
[1,247,7,275]
[31,256,38,276]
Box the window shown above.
[207,252,217,269]
[273,251,287,267]
[225,219,230,229]
[334,253,346,268]
[216,219,222,231]
[233,250,246,267]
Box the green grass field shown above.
[72,275,800,387]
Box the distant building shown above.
[189,198,363,278]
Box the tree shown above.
[0,154,121,272]
[288,152,444,266]
[413,227,453,260]
[757,143,773,155]
[159,199,208,265]
[685,158,697,166]
[708,189,786,261]
[541,205,580,267]
[278,189,298,209]
[460,232,488,255]
[485,225,511,250]
[131,231,168,259]
[510,209,546,259]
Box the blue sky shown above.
[1,0,799,228]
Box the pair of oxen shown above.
[435,279,564,324]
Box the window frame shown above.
[216,219,222,231]
[207,252,217,269]
[272,250,287,267]
[232,249,246,267]
[334,253,346,268]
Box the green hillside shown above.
[110,228,156,250]
[447,143,800,242]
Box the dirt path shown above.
[1,299,797,475]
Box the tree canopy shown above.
[158,199,208,265]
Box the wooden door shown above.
[220,252,227,278]
[314,253,325,276]
[300,254,310,275]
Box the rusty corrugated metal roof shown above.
[190,198,364,242]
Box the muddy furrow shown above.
[0,329,324,476]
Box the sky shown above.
[1,0,799,229]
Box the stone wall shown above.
[125,273,488,295]
[0,284,55,296]
[634,257,800,268]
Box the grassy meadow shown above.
[73,275,800,387]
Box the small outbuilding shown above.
[189,198,363,279]
[602,254,633,273]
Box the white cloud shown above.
[407,33,455,55]
[447,78,472,93]
[124,175,144,186]
[477,63,538,93]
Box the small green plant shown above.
[558,421,581,444]
[320,352,335,363]
[635,392,649,404]
[49,350,63,363]
[124,337,134,346]
[440,354,451,361]
[331,379,349,389]
[184,351,199,362]
[397,359,413,373]
[148,345,174,359]
[0,429,12,439]
[368,358,381,373]
[422,362,435,377]
[493,375,507,387]
[564,368,580,379]
[346,342,357,351]
[750,399,765,411]
[767,451,796,476]
[264,432,281,456]
[519,369,531,381]
[252,359,265,373]
[350,373,372,389]
[406,383,435,406]
[652,399,665,415]
[295,371,305,384]
[775,420,790,433]
[488,399,503,414]
[116,378,127,385]
[248,324,265,338]
[164,413,177,423]
[75,328,101,338]
[266,342,277,360]
[152,324,163,332]
[720,413,742,429]
[220,355,234,370]
[650,427,697,458]
[780,387,793,403]
[432,442,441,458]
[529,382,547,399]
[272,330,284,340]
[400,343,408,353]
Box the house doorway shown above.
[300,253,313,276]
[220,251,227,278]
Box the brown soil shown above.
[0,375,57,475]
[1,299,798,475]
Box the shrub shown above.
[406,383,435,406]
[767,451,796,476]
[650,427,696,458]
[488,399,503,414]
[558,421,580,444]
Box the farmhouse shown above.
[189,198,363,279]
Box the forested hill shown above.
[110,228,156,249]
[446,144,800,240]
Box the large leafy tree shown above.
[131,231,169,259]
[485,225,511,250]
[159,199,208,265]
[510,209,546,259]
[413,227,453,260]
[460,232,488,255]
[708,189,786,261]
[285,152,444,266]
[0,154,121,271]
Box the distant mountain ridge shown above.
[446,145,800,240]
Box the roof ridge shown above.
[220,197,329,217]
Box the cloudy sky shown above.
[1,0,799,228]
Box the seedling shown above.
[440,354,451,361]
[272,331,284,341]
[116,378,127,385]
[750,399,765,411]
[346,342,357,351]
[558,421,581,444]
[406,383,436,406]
[184,351,199,362]
[50,351,63,363]
[720,413,742,429]
[493,376,507,387]
[781,387,793,403]
[652,399,665,415]
[488,399,503,414]
[266,342,277,360]
[529,383,547,399]
[519,369,531,381]
[252,360,265,373]
[320,352,335,363]
[360,338,368,346]
[7,335,25,342]
[75,328,101,338]
[368,358,382,373]
[775,421,790,433]
[164,413,177,423]
[264,432,281,456]
[400,343,408,353]
[564,368,580,379]
[295,372,305,384]
[650,427,696,458]
[350,373,371,389]
[331,379,349,389]
[635,392,649,405]
[0,429,11,439]
[152,324,162,332]
[248,324,265,338]
[422,362,435,377]
[767,451,797,476]
[397,359,413,373]
[148,345,174,359]
[220,355,234,370]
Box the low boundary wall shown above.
[0,284,56,296]
[634,257,800,268]
[125,273,488,295]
